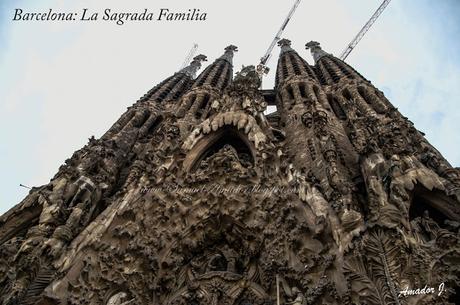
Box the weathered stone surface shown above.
[0,43,459,305]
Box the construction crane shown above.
[257,0,302,76]
[339,0,391,61]
[180,43,199,69]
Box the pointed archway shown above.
[409,185,460,227]
[183,126,256,172]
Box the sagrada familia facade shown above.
[0,39,459,305]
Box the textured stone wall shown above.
[0,44,459,305]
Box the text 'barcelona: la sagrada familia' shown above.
[0,39,459,305]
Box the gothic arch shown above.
[409,184,460,225]
[327,94,347,120]
[182,112,265,172]
[183,127,256,172]
[182,111,267,152]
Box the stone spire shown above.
[275,38,317,87]
[219,45,238,64]
[278,38,294,54]
[305,40,369,84]
[2,39,460,305]
[178,45,238,119]
[179,54,208,78]
[191,45,237,90]
[305,41,329,63]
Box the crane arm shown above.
[258,0,302,74]
[339,0,391,60]
[180,43,199,69]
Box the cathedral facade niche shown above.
[183,126,256,173]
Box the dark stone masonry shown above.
[0,39,459,305]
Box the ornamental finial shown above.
[220,45,238,63]
[180,54,207,78]
[305,41,328,63]
[278,38,293,53]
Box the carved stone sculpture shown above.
[0,42,459,305]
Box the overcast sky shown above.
[1,0,459,214]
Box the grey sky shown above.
[1,0,459,214]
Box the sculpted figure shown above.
[279,277,306,305]
[42,176,100,259]
[383,155,402,188]
[199,144,247,176]
[410,210,441,242]
[286,287,305,305]
[221,246,238,273]
[15,193,60,259]
[232,65,261,92]
[107,292,134,305]
[4,190,65,303]
[421,146,441,170]
[420,210,441,240]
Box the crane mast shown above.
[339,0,391,60]
[257,0,302,76]
[180,43,199,69]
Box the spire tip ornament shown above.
[305,40,320,50]
[305,40,328,63]
[219,45,238,64]
[277,38,294,54]
[180,54,207,78]
[278,38,292,47]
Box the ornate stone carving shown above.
[1,41,459,305]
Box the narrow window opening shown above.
[331,57,353,79]
[313,85,321,102]
[301,60,315,79]
[357,86,370,104]
[222,67,231,89]
[327,94,347,120]
[158,91,167,100]
[275,68,280,85]
[312,66,326,86]
[147,116,163,135]
[342,88,353,101]
[133,110,150,128]
[210,62,225,87]
[289,54,301,75]
[299,83,307,98]
[287,85,295,100]
[323,61,339,83]
[173,79,190,99]
[184,94,197,113]
[195,94,210,119]
[281,56,288,78]
[196,67,212,87]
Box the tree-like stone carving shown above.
[0,41,459,305]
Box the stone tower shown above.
[0,40,459,305]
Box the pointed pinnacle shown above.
[220,45,238,64]
[180,54,208,78]
[305,41,328,63]
[278,38,293,54]
[305,41,320,50]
